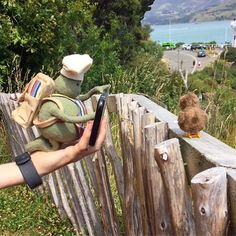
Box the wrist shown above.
[15,152,42,189]
[64,146,77,164]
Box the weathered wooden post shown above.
[143,122,174,235]
[89,96,124,203]
[227,169,236,235]
[88,97,121,236]
[154,138,195,236]
[191,167,228,236]
[93,151,121,236]
[130,106,150,236]
[116,94,137,235]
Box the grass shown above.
[0,187,75,235]
[188,58,236,148]
[0,123,75,235]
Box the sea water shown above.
[150,20,233,45]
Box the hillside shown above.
[143,0,236,25]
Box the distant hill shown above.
[143,0,236,25]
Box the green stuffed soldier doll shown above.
[25,54,110,152]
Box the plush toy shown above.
[25,54,110,152]
[178,92,207,138]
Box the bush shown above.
[220,47,236,65]
[188,58,236,147]
[110,54,185,110]
[0,0,96,91]
[138,41,163,60]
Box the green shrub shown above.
[188,58,236,148]
[0,0,155,92]
[221,47,236,65]
[138,41,163,60]
[188,77,216,93]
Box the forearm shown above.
[30,149,72,176]
[0,162,25,189]
[0,148,75,189]
[0,118,107,189]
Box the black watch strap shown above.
[15,152,42,189]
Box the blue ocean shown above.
[150,20,233,45]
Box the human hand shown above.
[0,117,108,189]
[65,117,108,163]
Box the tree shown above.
[88,0,155,63]
[0,0,96,90]
[0,0,155,91]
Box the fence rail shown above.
[0,93,236,235]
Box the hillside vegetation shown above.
[187,48,236,147]
[192,0,236,22]
[144,0,236,24]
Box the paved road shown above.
[163,49,220,74]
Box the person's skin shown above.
[0,118,107,189]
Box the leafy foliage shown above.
[220,47,236,66]
[86,0,155,63]
[1,0,90,90]
[188,58,236,147]
[0,0,155,92]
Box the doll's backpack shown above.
[12,73,55,129]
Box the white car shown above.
[182,44,191,50]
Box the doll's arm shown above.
[50,107,95,123]
[77,84,110,101]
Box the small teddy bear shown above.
[178,92,207,138]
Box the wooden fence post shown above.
[88,96,124,205]
[116,94,137,236]
[130,106,151,236]
[227,169,236,235]
[191,167,228,236]
[0,93,34,156]
[154,138,195,236]
[103,121,124,203]
[93,150,121,236]
[45,173,67,219]
[143,122,174,235]
[54,169,80,233]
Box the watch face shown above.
[15,152,31,165]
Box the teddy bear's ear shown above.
[60,54,93,81]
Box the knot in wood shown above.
[158,145,168,161]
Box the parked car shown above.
[182,44,191,50]
[191,45,200,51]
[191,44,207,51]
[197,50,206,57]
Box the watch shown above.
[15,152,42,189]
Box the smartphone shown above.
[89,92,108,146]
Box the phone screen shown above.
[89,92,108,146]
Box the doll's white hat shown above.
[60,54,93,81]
